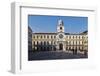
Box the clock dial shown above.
[59,34,63,39]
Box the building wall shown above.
[32,34,57,51]
[65,35,88,51]
[28,26,32,52]
[32,33,88,53]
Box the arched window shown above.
[54,35,56,38]
[79,36,80,39]
[41,35,42,38]
[60,27,62,30]
[33,41,35,45]
[41,41,42,45]
[76,41,77,45]
[44,41,46,45]
[76,36,77,39]
[44,35,45,38]
[69,36,71,39]
[37,35,38,39]
[54,41,56,45]
[47,35,49,38]
[51,41,53,45]
[47,41,49,45]
[51,35,52,39]
[73,36,74,39]
[33,36,35,39]
[41,47,43,51]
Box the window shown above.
[69,41,71,45]
[41,35,42,38]
[37,35,38,39]
[44,35,45,38]
[51,41,53,45]
[76,41,77,45]
[47,41,49,45]
[54,41,56,44]
[76,36,77,39]
[41,41,42,45]
[44,41,46,45]
[79,36,80,39]
[60,27,62,30]
[33,41,35,45]
[67,36,69,39]
[47,35,49,38]
[73,41,74,45]
[51,35,52,39]
[79,41,80,44]
[33,36,35,38]
[54,35,56,38]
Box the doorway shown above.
[59,43,63,50]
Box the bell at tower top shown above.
[58,19,64,26]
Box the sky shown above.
[28,15,88,34]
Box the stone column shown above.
[63,43,66,51]
[56,42,59,51]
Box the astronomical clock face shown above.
[59,34,64,39]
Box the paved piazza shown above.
[28,51,88,61]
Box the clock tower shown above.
[57,19,64,33]
[56,19,66,51]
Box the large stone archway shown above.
[56,41,66,51]
[59,43,63,50]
